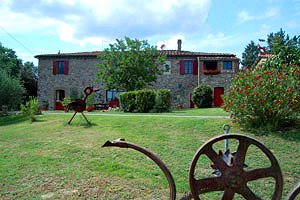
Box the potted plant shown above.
[61,97,71,112]
[86,93,96,112]
[41,101,49,111]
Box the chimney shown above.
[177,39,182,51]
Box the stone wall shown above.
[38,55,239,109]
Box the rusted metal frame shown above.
[102,138,177,200]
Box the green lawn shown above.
[0,109,299,199]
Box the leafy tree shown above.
[0,68,24,110]
[241,41,259,69]
[0,43,22,78]
[21,62,38,98]
[97,37,166,91]
[267,28,287,54]
[192,84,213,108]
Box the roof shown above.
[35,50,238,59]
[251,52,273,68]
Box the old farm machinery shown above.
[102,125,299,200]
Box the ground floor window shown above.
[56,90,65,101]
[106,89,124,101]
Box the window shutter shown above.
[179,60,184,75]
[53,61,58,75]
[64,61,69,75]
[192,60,198,75]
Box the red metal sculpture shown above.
[67,86,98,124]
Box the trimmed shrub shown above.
[154,89,171,112]
[192,84,213,108]
[222,55,300,131]
[135,89,156,113]
[120,89,171,113]
[120,91,137,112]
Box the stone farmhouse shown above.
[35,40,239,110]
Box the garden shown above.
[1,108,299,199]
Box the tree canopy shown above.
[241,29,300,68]
[97,37,166,91]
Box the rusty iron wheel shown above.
[188,134,283,200]
[287,183,300,200]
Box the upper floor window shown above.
[163,61,171,75]
[184,60,193,74]
[53,60,69,75]
[223,61,232,70]
[180,60,197,75]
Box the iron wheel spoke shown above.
[234,138,251,168]
[204,144,227,172]
[245,167,275,182]
[237,185,262,200]
[194,176,225,193]
[222,188,235,200]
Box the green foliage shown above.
[120,89,171,113]
[223,56,300,131]
[97,37,166,91]
[120,91,137,112]
[21,62,38,99]
[0,43,21,78]
[241,40,259,69]
[20,96,39,122]
[0,68,24,110]
[86,93,96,105]
[192,84,213,108]
[70,88,79,100]
[135,90,156,113]
[61,97,71,107]
[154,89,171,112]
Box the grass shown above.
[0,108,299,199]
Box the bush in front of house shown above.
[192,84,213,108]
[120,91,137,112]
[154,89,171,112]
[20,96,40,122]
[135,89,156,113]
[222,55,300,131]
[120,89,171,113]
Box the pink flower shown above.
[275,100,281,104]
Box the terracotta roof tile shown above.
[35,50,238,59]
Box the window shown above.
[163,61,171,75]
[56,90,65,101]
[53,61,69,75]
[204,61,218,70]
[180,60,198,75]
[106,89,124,101]
[184,60,193,74]
[223,61,232,70]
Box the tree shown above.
[21,62,38,99]
[0,43,22,78]
[97,37,166,91]
[241,41,259,69]
[0,68,24,110]
[267,28,287,54]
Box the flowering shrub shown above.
[223,55,300,131]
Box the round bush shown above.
[192,84,213,108]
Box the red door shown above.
[214,87,224,107]
[55,90,65,110]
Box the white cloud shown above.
[156,35,186,50]
[237,7,280,24]
[1,0,211,46]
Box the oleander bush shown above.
[223,55,300,131]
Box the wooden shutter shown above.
[64,61,69,75]
[53,61,58,75]
[179,60,184,75]
[192,60,198,75]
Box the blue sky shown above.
[1,0,299,65]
